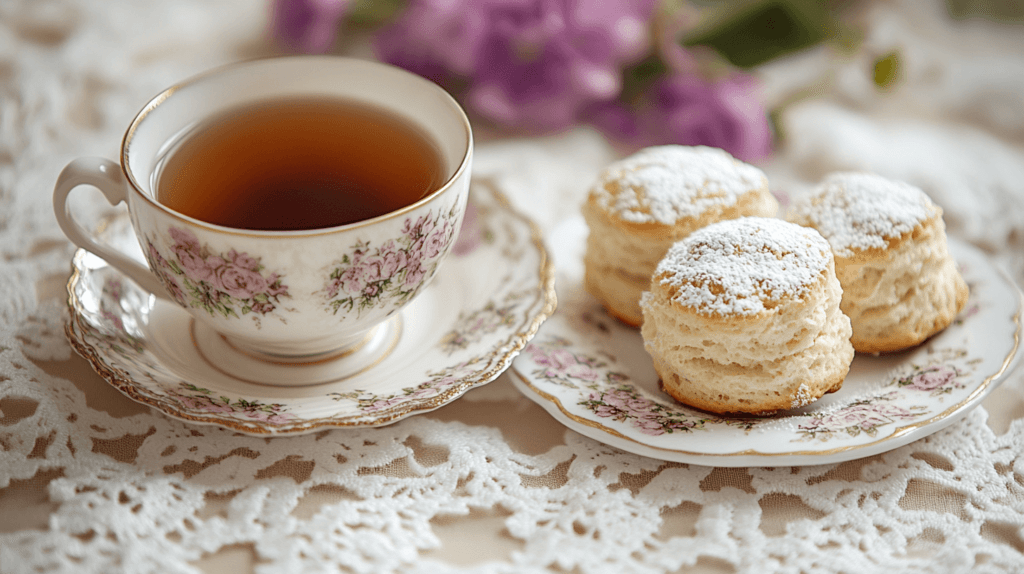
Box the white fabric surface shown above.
[2,0,1024,572]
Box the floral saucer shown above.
[510,217,1023,467]
[66,180,555,435]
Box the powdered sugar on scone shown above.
[654,217,831,317]
[787,172,938,257]
[589,146,768,225]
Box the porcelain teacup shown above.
[54,57,473,375]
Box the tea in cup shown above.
[54,57,473,384]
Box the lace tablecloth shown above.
[3,1,1024,572]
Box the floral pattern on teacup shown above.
[795,392,927,441]
[167,383,294,424]
[145,227,290,326]
[322,205,459,319]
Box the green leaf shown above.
[946,0,1024,22]
[620,53,668,104]
[347,0,407,28]
[873,50,901,90]
[683,0,833,68]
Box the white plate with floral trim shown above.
[509,217,1023,467]
[66,180,555,435]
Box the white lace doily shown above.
[2,0,1024,572]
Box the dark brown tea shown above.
[156,97,446,231]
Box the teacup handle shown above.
[53,157,169,298]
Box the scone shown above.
[582,145,778,326]
[786,172,969,354]
[640,217,854,415]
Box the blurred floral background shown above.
[268,0,1021,164]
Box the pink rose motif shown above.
[534,348,600,381]
[327,277,343,299]
[404,259,427,287]
[266,274,289,297]
[175,245,215,284]
[380,249,408,279]
[624,395,655,416]
[228,249,261,272]
[601,389,632,411]
[811,403,914,432]
[215,263,269,299]
[169,227,201,250]
[635,417,666,436]
[340,264,368,294]
[906,366,957,391]
[363,282,382,298]
[424,229,448,259]
[250,300,276,314]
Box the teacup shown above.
[54,57,473,375]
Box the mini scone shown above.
[582,145,778,326]
[786,172,969,353]
[640,217,854,415]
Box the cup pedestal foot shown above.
[190,318,403,387]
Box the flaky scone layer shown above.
[641,270,853,415]
[837,215,969,353]
[582,188,778,326]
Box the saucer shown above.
[65,180,556,435]
[510,217,1023,467]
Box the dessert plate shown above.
[510,217,1023,467]
[66,180,555,435]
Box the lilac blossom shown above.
[272,0,350,53]
[375,0,656,131]
[648,73,772,162]
[590,72,772,162]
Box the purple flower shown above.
[271,0,350,53]
[662,73,771,162]
[589,71,772,162]
[374,0,487,83]
[376,0,656,132]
